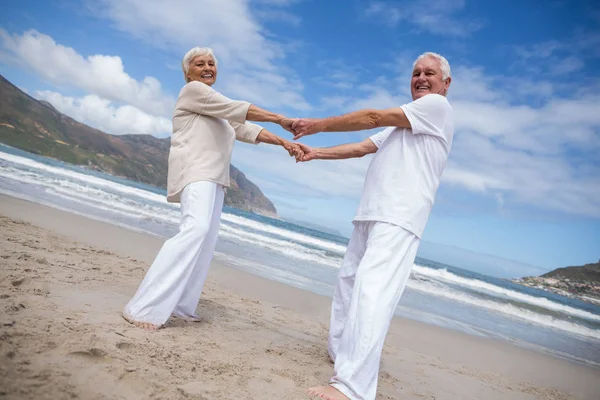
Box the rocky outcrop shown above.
[512,261,600,304]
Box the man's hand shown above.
[291,118,322,140]
[294,142,316,162]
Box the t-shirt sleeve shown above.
[369,127,395,148]
[229,121,262,144]
[399,94,452,140]
[177,81,251,124]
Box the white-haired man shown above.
[292,52,454,400]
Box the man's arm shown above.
[292,108,410,140]
[296,138,378,161]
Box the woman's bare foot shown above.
[173,311,202,322]
[175,314,202,322]
[306,385,349,400]
[122,311,162,330]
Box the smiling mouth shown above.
[201,74,214,79]
[415,86,430,91]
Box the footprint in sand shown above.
[11,277,26,287]
[116,342,134,351]
[5,304,24,314]
[69,348,108,362]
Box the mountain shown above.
[0,75,277,217]
[512,260,600,304]
[542,261,600,282]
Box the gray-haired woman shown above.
[123,47,300,329]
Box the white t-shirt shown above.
[353,94,454,238]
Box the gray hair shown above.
[413,52,451,80]
[182,47,218,82]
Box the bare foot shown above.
[306,385,349,400]
[122,311,161,331]
[174,313,202,322]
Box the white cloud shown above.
[35,91,172,136]
[252,0,301,5]
[312,59,367,91]
[254,9,302,26]
[444,132,600,218]
[366,2,403,27]
[445,91,600,217]
[365,0,483,37]
[549,56,585,75]
[0,29,174,117]
[92,0,310,111]
[511,32,600,77]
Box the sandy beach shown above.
[1,194,599,400]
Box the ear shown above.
[444,76,452,89]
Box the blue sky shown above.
[1,0,599,277]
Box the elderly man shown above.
[292,52,454,400]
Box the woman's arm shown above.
[256,128,303,158]
[178,82,296,132]
[246,105,295,132]
[246,105,284,124]
[230,121,302,158]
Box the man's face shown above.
[411,56,451,100]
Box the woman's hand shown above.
[282,141,304,161]
[279,117,298,134]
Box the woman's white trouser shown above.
[328,221,420,400]
[123,181,224,326]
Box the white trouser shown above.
[328,221,420,400]
[123,181,224,326]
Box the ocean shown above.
[1,143,599,367]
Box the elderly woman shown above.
[123,47,300,330]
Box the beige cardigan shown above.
[166,81,263,203]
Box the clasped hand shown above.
[279,117,320,162]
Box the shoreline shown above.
[510,277,600,307]
[1,194,599,399]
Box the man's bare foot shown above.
[306,385,349,400]
[122,311,161,330]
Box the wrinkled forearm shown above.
[246,105,285,124]
[256,129,287,146]
[318,109,384,132]
[314,143,369,160]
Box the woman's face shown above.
[187,55,217,86]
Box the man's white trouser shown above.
[328,221,420,400]
[123,181,224,326]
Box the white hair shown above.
[413,52,451,80]
[181,47,218,82]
